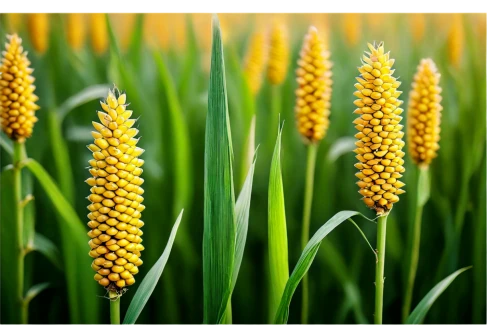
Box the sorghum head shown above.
[244,30,267,95]
[267,22,289,85]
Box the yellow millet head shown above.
[267,22,289,85]
[90,14,108,55]
[448,14,464,67]
[86,88,145,292]
[244,30,267,95]
[343,13,361,46]
[353,42,406,215]
[0,34,40,142]
[66,14,86,51]
[410,14,426,43]
[27,14,49,54]
[407,58,442,167]
[295,26,333,144]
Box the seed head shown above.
[343,14,361,46]
[295,26,332,143]
[353,42,405,215]
[244,30,267,95]
[410,14,426,43]
[448,14,464,67]
[27,14,49,54]
[0,34,40,142]
[267,22,289,85]
[90,14,108,55]
[66,14,86,51]
[86,88,145,291]
[407,59,442,167]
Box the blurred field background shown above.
[0,13,486,324]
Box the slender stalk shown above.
[13,141,27,324]
[270,84,281,136]
[402,167,428,321]
[374,214,388,324]
[300,143,318,324]
[109,291,121,324]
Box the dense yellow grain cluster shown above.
[295,27,332,143]
[343,14,361,46]
[448,14,464,67]
[90,14,108,55]
[267,22,289,85]
[27,14,49,54]
[353,42,405,215]
[410,14,426,43]
[244,30,267,95]
[66,14,86,51]
[86,89,145,291]
[407,58,442,167]
[0,34,40,142]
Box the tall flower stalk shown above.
[353,42,405,324]
[294,26,332,324]
[244,29,267,96]
[402,58,442,321]
[0,34,40,323]
[86,88,145,324]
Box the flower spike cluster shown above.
[267,22,289,85]
[86,88,145,292]
[295,26,333,143]
[353,42,405,215]
[407,58,442,167]
[0,34,40,142]
[244,30,267,95]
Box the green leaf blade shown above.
[268,124,289,322]
[33,233,63,271]
[406,266,472,324]
[123,210,184,325]
[203,14,236,324]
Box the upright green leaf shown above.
[268,124,289,322]
[56,84,109,121]
[123,210,184,324]
[274,211,369,324]
[203,14,236,324]
[24,158,98,323]
[406,266,472,324]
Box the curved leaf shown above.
[57,84,109,120]
[274,210,368,324]
[327,137,356,164]
[33,233,63,271]
[406,266,472,324]
[123,210,184,324]
[24,282,50,305]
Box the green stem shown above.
[300,143,318,324]
[402,168,428,321]
[374,214,388,324]
[13,141,28,324]
[223,298,232,324]
[109,291,121,324]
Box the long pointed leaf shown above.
[123,210,184,324]
[203,14,236,324]
[24,282,50,305]
[268,123,289,322]
[274,210,368,324]
[406,266,472,324]
[57,84,109,121]
[33,233,63,271]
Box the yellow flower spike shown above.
[66,14,86,51]
[0,34,40,142]
[87,87,145,292]
[410,14,426,43]
[407,58,442,167]
[343,13,361,47]
[90,14,108,55]
[244,30,268,95]
[295,26,333,143]
[267,21,289,85]
[27,14,49,54]
[448,14,464,68]
[353,42,405,215]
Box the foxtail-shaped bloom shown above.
[343,13,361,46]
[295,26,332,143]
[27,14,49,54]
[86,88,145,292]
[90,14,108,55]
[353,42,405,215]
[267,22,289,85]
[448,14,464,67]
[66,14,86,51]
[0,34,40,142]
[244,30,267,95]
[410,14,426,43]
[407,59,442,167]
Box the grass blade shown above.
[268,123,289,322]
[326,137,356,164]
[0,132,13,156]
[231,151,257,292]
[203,14,236,324]
[56,84,109,120]
[123,210,184,324]
[24,158,98,323]
[33,233,63,271]
[406,266,472,324]
[24,282,50,305]
[274,210,366,324]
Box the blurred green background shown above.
[0,13,486,324]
